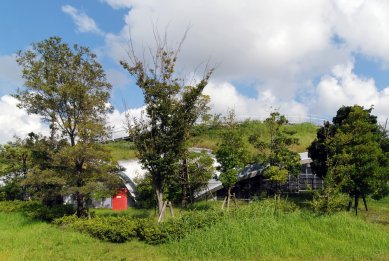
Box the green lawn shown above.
[0,212,166,261]
[1,197,388,261]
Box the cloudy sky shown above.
[1,0,389,143]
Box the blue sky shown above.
[1,0,389,143]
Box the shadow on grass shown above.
[284,191,314,210]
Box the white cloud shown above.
[204,81,309,122]
[0,95,49,144]
[107,106,144,139]
[103,0,351,101]
[62,5,104,35]
[331,0,389,62]
[313,62,389,122]
[100,0,389,119]
[102,0,132,9]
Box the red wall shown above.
[112,188,128,211]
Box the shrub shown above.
[0,200,75,221]
[135,210,224,244]
[310,188,349,214]
[54,216,137,243]
[135,218,171,244]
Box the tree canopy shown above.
[15,36,121,217]
[309,105,389,214]
[250,112,300,198]
[120,34,213,219]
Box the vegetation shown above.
[14,36,121,217]
[216,111,250,210]
[120,34,213,219]
[166,200,389,261]
[1,32,388,261]
[309,105,389,214]
[250,112,301,198]
[101,121,318,162]
[1,196,389,260]
[104,141,137,161]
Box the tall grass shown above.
[166,201,389,260]
[1,198,388,260]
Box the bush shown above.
[54,216,137,243]
[310,188,349,214]
[0,200,75,221]
[135,210,224,244]
[135,218,172,244]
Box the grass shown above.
[0,212,166,261]
[105,140,137,161]
[107,121,319,161]
[1,197,387,260]
[166,200,389,261]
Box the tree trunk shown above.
[227,187,231,211]
[181,157,189,208]
[362,196,368,211]
[76,192,88,218]
[158,201,167,223]
[156,188,164,219]
[354,194,359,216]
[347,199,352,211]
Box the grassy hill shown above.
[105,121,319,161]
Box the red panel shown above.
[112,188,128,210]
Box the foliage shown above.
[134,173,156,209]
[263,166,288,184]
[135,210,223,244]
[0,133,37,201]
[15,36,121,217]
[120,34,213,217]
[250,112,300,197]
[53,208,223,245]
[0,200,74,221]
[310,187,349,214]
[167,151,215,205]
[215,111,250,210]
[309,105,389,214]
[64,216,138,243]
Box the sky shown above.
[1,0,389,143]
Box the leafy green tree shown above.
[15,37,121,217]
[325,105,388,215]
[168,151,215,205]
[120,35,212,219]
[250,112,300,198]
[216,111,250,210]
[308,106,378,179]
[0,133,39,200]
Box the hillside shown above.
[105,121,319,161]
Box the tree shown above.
[168,151,215,205]
[0,133,38,201]
[325,105,388,215]
[308,106,378,179]
[120,33,213,220]
[15,37,121,217]
[216,111,250,210]
[250,112,300,198]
